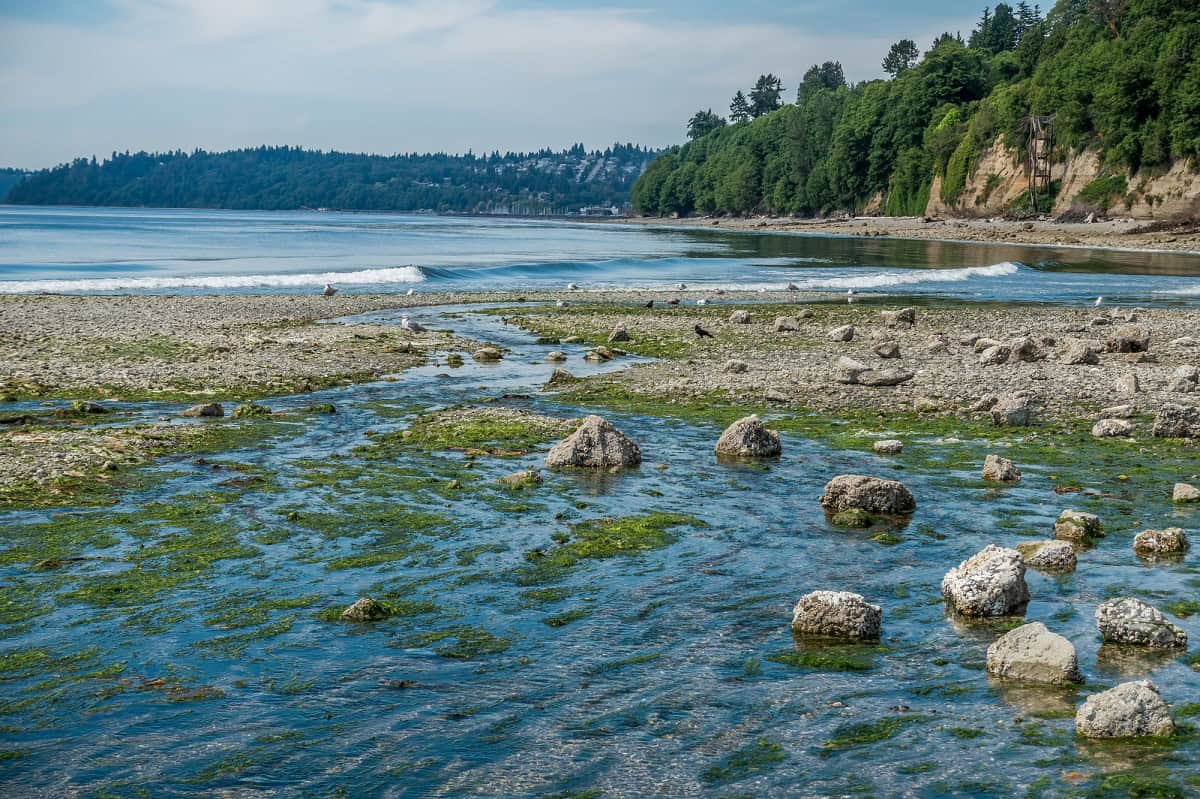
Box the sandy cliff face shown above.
[924,138,1199,219]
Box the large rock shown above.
[1114,374,1140,396]
[544,350,567,362]
[231,402,272,419]
[857,368,915,387]
[1096,598,1187,648]
[1053,509,1103,542]
[940,545,1029,617]
[715,415,781,458]
[545,367,576,385]
[773,316,800,332]
[1172,482,1200,503]
[1016,540,1076,572]
[1075,681,1174,739]
[834,356,869,384]
[873,439,903,455]
[873,340,901,359]
[341,597,388,622]
[1008,336,1044,362]
[790,590,881,640]
[545,415,641,469]
[828,324,855,342]
[1092,418,1134,438]
[880,308,915,328]
[1132,528,1189,557]
[180,402,224,418]
[819,474,916,515]
[473,347,503,362]
[728,310,752,324]
[981,454,1021,483]
[1062,339,1100,365]
[1152,403,1200,438]
[1105,325,1150,353]
[991,394,1035,426]
[986,622,1082,685]
[978,345,1012,366]
[608,325,631,343]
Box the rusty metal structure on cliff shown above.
[1022,114,1055,211]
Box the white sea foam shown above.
[0,266,426,294]
[796,261,1021,290]
[1157,284,1200,296]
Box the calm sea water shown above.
[1,206,1199,302]
[1,208,1198,797]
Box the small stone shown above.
[973,338,1004,353]
[764,388,790,403]
[1132,528,1188,556]
[728,310,752,324]
[819,474,916,515]
[68,400,108,415]
[341,597,388,622]
[873,439,903,455]
[991,394,1035,426]
[834,356,870,384]
[473,347,503,361]
[1172,482,1200,502]
[722,359,750,374]
[1075,681,1174,739]
[1114,374,1140,395]
[981,454,1021,483]
[1053,509,1103,542]
[828,324,855,342]
[773,316,800,332]
[857,368,914,387]
[180,402,224,418]
[880,308,916,328]
[1061,339,1100,365]
[1105,325,1150,353]
[873,340,901,359]
[790,590,882,640]
[1100,404,1134,418]
[831,508,874,528]
[545,368,576,385]
[796,309,814,319]
[714,415,781,458]
[230,402,272,418]
[941,544,1029,617]
[1092,418,1133,438]
[971,394,998,412]
[608,325,630,343]
[1015,540,1076,572]
[978,345,1011,366]
[986,621,1082,685]
[544,350,567,362]
[1096,597,1187,648]
[499,469,543,490]
[1008,336,1043,362]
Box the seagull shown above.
[400,316,426,333]
[406,288,415,296]
[694,324,714,339]
[322,283,338,296]
[847,288,857,305]
[714,288,726,295]
[787,282,800,291]
[556,299,568,308]
[757,288,766,294]
[644,300,654,309]
[696,298,708,305]
[1094,296,1103,307]
[675,282,687,290]
[567,282,579,290]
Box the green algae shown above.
[519,586,572,606]
[203,593,321,629]
[433,627,513,660]
[822,715,928,751]
[543,608,591,627]
[700,737,786,784]
[831,508,874,528]
[1164,599,1200,619]
[515,512,703,585]
[193,614,296,657]
[767,645,887,672]
[315,598,439,623]
[362,406,574,457]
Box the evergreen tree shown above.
[748,74,784,117]
[686,109,726,140]
[882,39,920,76]
[729,91,752,123]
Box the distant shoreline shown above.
[608,214,1200,256]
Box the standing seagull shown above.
[567,283,579,291]
[406,288,415,296]
[696,298,708,305]
[556,299,568,308]
[1094,296,1104,307]
[693,324,714,339]
[400,316,427,333]
[847,288,857,305]
[322,283,338,296]
[675,282,687,290]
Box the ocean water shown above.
[1,208,1199,797]
[1,205,1199,302]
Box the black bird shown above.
[694,324,714,339]
[644,300,654,309]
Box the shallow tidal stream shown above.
[1,305,1198,798]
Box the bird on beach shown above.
[322,283,338,296]
[714,288,726,295]
[694,324,714,339]
[675,282,687,290]
[847,288,857,305]
[787,282,800,291]
[1094,296,1104,307]
[406,288,415,296]
[696,298,708,305]
[400,315,427,333]
[556,299,568,308]
[644,300,654,309]
[567,282,579,290]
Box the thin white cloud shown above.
[0,0,970,167]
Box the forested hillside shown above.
[4,144,656,214]
[633,0,1200,218]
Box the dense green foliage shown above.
[0,168,25,200]
[634,0,1200,217]
[5,144,657,213]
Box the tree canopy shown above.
[633,0,1199,218]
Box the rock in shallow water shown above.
[873,439,903,455]
[981,454,1020,483]
[986,621,1081,685]
[1015,540,1076,572]
[1096,597,1187,648]
[180,402,224,418]
[714,415,781,458]
[1172,482,1200,502]
[941,544,1029,617]
[545,415,641,469]
[819,474,915,515]
[1092,418,1133,437]
[790,590,881,640]
[1075,680,1174,739]
[1053,509,1103,542]
[341,597,388,622]
[1132,527,1188,556]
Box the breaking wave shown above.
[0,266,426,294]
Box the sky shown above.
[0,0,979,168]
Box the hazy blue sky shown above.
[1,0,978,168]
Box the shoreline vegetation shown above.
[2,289,1197,512]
